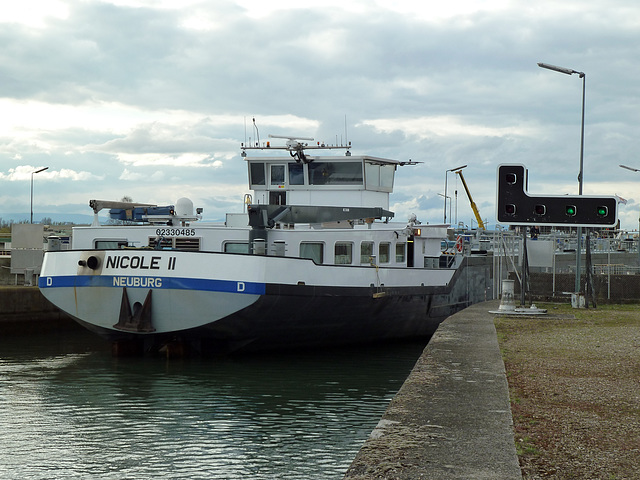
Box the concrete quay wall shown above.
[0,286,71,325]
[0,257,15,285]
[344,300,521,480]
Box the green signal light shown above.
[597,206,608,216]
[565,205,577,216]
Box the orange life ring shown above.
[455,236,463,252]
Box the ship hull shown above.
[39,249,492,354]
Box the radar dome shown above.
[175,198,194,216]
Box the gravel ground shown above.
[495,304,640,480]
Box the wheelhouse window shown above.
[334,242,353,265]
[288,162,305,185]
[360,241,374,264]
[364,162,395,192]
[300,242,324,264]
[379,242,390,263]
[270,165,285,186]
[395,243,406,263]
[249,163,266,186]
[308,162,363,186]
[380,164,395,189]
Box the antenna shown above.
[268,134,314,141]
[241,132,351,160]
[252,117,260,146]
[344,115,348,147]
[267,135,313,163]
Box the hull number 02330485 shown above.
[155,228,196,236]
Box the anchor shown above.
[113,287,156,332]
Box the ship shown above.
[38,136,495,354]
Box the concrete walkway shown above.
[343,300,522,479]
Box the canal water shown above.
[0,324,427,479]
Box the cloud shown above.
[1,0,640,229]
[0,165,98,182]
[2,1,69,28]
[119,168,166,181]
[116,153,221,168]
[361,116,538,140]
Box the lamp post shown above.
[620,164,640,173]
[438,193,451,223]
[619,164,640,266]
[443,164,467,223]
[30,166,49,224]
[538,62,586,294]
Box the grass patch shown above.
[495,302,640,479]
[515,436,539,456]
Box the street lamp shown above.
[443,164,467,223]
[619,164,640,265]
[30,166,49,224]
[620,164,640,173]
[538,62,586,294]
[438,193,451,223]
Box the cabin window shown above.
[224,242,249,254]
[300,242,324,264]
[308,162,363,186]
[95,240,128,249]
[270,165,285,186]
[379,242,390,263]
[334,242,353,265]
[426,257,440,269]
[395,243,406,263]
[360,241,374,264]
[288,162,305,185]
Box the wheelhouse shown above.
[246,155,398,209]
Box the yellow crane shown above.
[455,169,485,230]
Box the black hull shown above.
[77,256,494,355]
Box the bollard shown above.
[498,279,516,312]
[571,292,585,309]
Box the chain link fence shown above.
[487,229,640,303]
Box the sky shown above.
[1,0,640,229]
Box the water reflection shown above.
[0,328,425,479]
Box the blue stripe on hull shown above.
[38,275,266,295]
